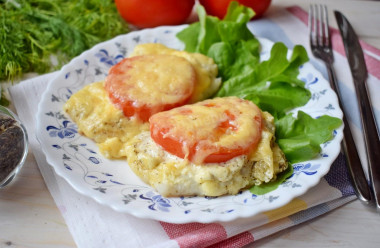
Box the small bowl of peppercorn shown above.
[0,105,28,188]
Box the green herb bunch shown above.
[0,0,129,82]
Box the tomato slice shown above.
[150,97,262,164]
[104,54,196,122]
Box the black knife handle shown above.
[326,65,372,203]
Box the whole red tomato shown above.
[115,0,195,29]
[199,0,271,19]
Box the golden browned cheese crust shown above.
[63,82,149,158]
[63,43,221,158]
[125,111,288,197]
[130,43,221,103]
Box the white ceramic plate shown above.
[36,25,343,223]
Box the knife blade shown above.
[335,10,380,211]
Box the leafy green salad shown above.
[177,2,342,194]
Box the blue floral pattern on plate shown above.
[36,25,343,224]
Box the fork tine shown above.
[322,5,331,47]
[317,5,323,45]
[308,5,312,40]
[309,4,331,48]
[308,5,316,45]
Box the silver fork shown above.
[309,5,372,204]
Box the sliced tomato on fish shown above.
[104,54,196,122]
[149,97,263,164]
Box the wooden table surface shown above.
[1,0,379,247]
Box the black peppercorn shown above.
[0,113,25,183]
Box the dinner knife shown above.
[335,11,380,211]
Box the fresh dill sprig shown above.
[0,0,129,82]
[0,87,10,106]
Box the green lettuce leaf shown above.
[250,164,294,195]
[276,111,342,163]
[178,4,310,118]
[216,42,310,118]
[207,39,260,81]
[176,2,255,54]
[177,1,342,171]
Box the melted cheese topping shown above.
[105,54,196,106]
[125,111,288,197]
[130,43,221,102]
[63,82,149,158]
[63,44,221,159]
[150,97,262,164]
